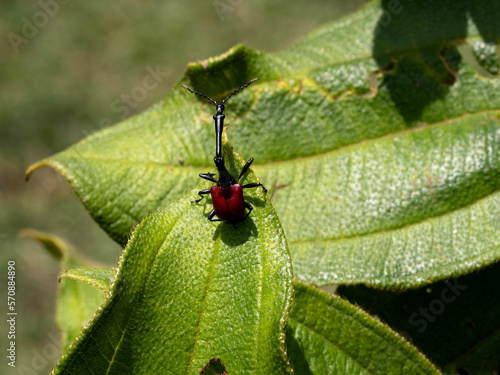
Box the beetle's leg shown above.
[236,157,254,182]
[237,158,267,192]
[192,189,211,204]
[240,201,254,222]
[231,202,254,228]
[208,210,223,222]
[199,173,219,184]
[241,182,267,193]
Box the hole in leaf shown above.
[456,43,498,79]
[200,358,227,375]
[470,40,500,76]
[366,59,397,97]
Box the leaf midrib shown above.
[289,318,373,374]
[45,109,500,169]
[290,187,500,247]
[186,225,220,374]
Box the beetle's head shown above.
[214,156,225,168]
[216,104,225,115]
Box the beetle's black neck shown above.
[213,104,225,158]
[213,103,235,188]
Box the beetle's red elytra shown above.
[182,78,266,225]
[210,184,245,223]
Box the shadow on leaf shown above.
[338,261,500,372]
[372,0,500,123]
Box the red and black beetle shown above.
[182,79,266,224]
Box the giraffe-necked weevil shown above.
[182,78,266,224]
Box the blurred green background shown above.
[0,0,366,372]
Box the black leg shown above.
[236,157,254,182]
[192,189,211,203]
[239,202,253,222]
[241,182,267,193]
[199,173,219,184]
[208,210,223,222]
[231,202,254,228]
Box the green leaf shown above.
[57,272,109,353]
[26,1,500,288]
[286,281,440,375]
[284,113,500,288]
[52,143,293,374]
[19,228,71,261]
[20,229,109,353]
[60,268,115,293]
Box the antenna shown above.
[181,85,217,105]
[221,78,259,104]
[181,78,259,106]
